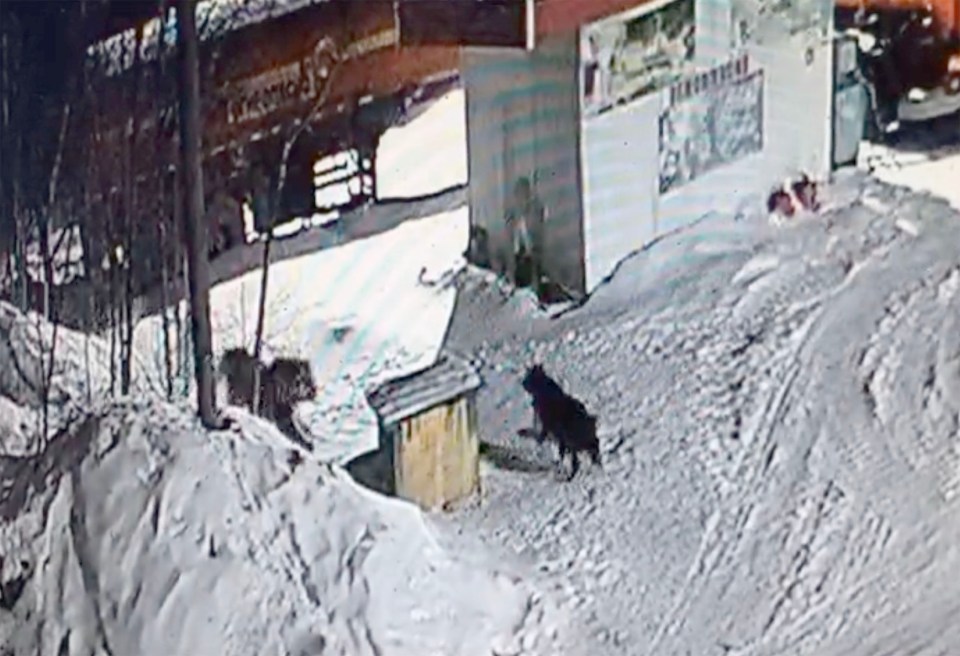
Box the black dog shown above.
[521,364,601,480]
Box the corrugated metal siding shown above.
[366,353,483,426]
[462,32,586,294]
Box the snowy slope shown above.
[860,142,960,211]
[858,117,960,211]
[376,89,467,200]
[0,399,560,656]
[133,207,469,464]
[0,301,159,457]
[445,170,960,655]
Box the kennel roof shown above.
[365,352,482,426]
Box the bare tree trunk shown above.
[108,260,117,396]
[38,217,52,321]
[176,0,221,428]
[156,1,174,401]
[174,181,187,396]
[37,100,70,441]
[120,25,145,396]
[82,220,93,404]
[251,232,271,413]
[159,221,174,399]
[121,121,134,395]
[12,187,28,312]
[119,155,132,394]
[249,39,341,413]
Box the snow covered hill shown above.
[0,393,565,656]
[445,169,960,655]
[0,78,564,656]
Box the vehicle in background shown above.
[836,0,960,136]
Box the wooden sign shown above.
[75,0,458,185]
[223,25,402,126]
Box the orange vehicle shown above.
[836,0,960,129]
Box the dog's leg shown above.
[533,411,546,444]
[556,441,569,478]
[590,445,602,468]
[567,451,580,481]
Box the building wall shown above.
[462,33,587,294]
[580,0,835,291]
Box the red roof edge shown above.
[536,0,655,36]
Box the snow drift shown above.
[0,398,546,656]
[1,299,560,656]
[0,301,158,457]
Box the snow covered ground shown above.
[858,116,960,211]
[6,63,959,656]
[0,392,565,655]
[0,78,552,656]
[0,301,159,457]
[444,169,960,655]
[133,207,469,464]
[1,200,571,655]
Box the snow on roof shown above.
[132,205,470,465]
[366,352,482,426]
[376,88,468,200]
[88,0,326,75]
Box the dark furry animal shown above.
[218,348,317,420]
[261,357,317,422]
[521,364,601,480]
[219,348,258,408]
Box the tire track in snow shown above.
[647,229,913,655]
[645,263,836,655]
[745,239,960,653]
[452,184,960,655]
[855,264,960,503]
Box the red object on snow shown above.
[791,175,820,212]
[767,189,796,217]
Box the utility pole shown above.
[176,0,222,428]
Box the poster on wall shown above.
[658,57,764,195]
[729,0,832,49]
[580,0,696,119]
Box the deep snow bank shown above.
[0,301,157,457]
[0,399,545,656]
